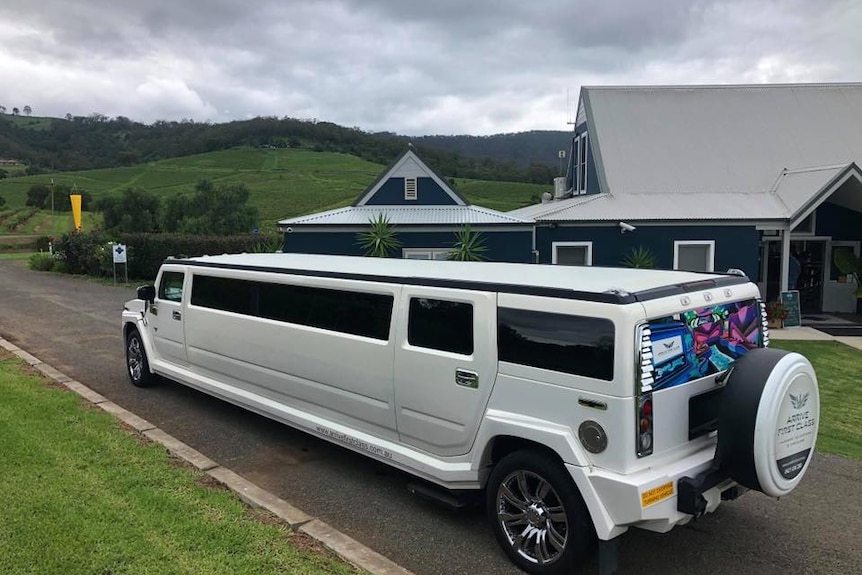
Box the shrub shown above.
[53,230,112,276]
[28,253,55,272]
[35,236,51,252]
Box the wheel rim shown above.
[496,469,568,566]
[127,335,143,381]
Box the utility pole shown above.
[50,178,55,218]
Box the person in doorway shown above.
[789,251,801,290]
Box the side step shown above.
[407,482,479,509]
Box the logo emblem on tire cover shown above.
[790,392,809,409]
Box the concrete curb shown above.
[0,337,415,575]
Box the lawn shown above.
[0,147,549,227]
[0,350,360,575]
[770,340,862,459]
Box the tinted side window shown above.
[257,282,392,340]
[498,308,614,381]
[191,275,255,315]
[408,298,473,355]
[190,275,393,340]
[158,272,185,302]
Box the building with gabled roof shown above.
[510,83,862,313]
[278,146,534,261]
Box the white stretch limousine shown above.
[122,254,820,575]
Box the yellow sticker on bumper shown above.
[641,481,674,507]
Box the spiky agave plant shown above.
[447,223,487,261]
[621,245,656,268]
[357,213,402,257]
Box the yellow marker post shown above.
[70,194,82,230]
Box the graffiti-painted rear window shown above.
[647,299,763,390]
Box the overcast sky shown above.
[1,0,860,135]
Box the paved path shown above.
[1,260,860,575]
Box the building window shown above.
[674,240,715,272]
[552,242,592,266]
[157,272,185,302]
[404,177,418,200]
[573,133,588,193]
[402,248,450,260]
[498,308,614,381]
[408,298,473,355]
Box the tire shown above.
[125,328,157,388]
[718,348,819,497]
[486,450,595,575]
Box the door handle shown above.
[150,305,158,316]
[455,369,479,389]
[172,310,182,321]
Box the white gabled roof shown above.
[352,148,467,206]
[584,83,862,196]
[278,205,530,226]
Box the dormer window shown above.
[404,177,417,200]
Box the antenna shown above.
[566,87,575,125]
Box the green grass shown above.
[0,352,360,575]
[0,251,35,260]
[0,114,53,131]
[0,148,549,228]
[770,341,862,459]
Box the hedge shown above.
[54,231,282,280]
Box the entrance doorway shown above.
[763,239,825,313]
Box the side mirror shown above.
[137,285,156,303]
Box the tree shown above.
[0,105,6,114]
[26,184,51,208]
[11,107,19,115]
[0,195,5,208]
[0,168,7,180]
[356,213,401,257]
[447,223,487,261]
[23,105,32,117]
[161,179,258,235]
[95,187,161,233]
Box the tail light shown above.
[636,325,655,457]
[759,300,770,348]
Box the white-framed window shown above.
[573,133,588,194]
[402,248,449,260]
[404,177,418,200]
[552,242,592,266]
[674,240,715,272]
[827,241,860,281]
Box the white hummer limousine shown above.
[122,254,819,575]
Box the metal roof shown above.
[509,191,790,222]
[278,205,531,226]
[174,252,745,301]
[584,83,862,196]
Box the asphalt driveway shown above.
[0,259,859,575]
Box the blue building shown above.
[510,84,862,314]
[278,147,534,262]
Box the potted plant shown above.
[765,301,788,329]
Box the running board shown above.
[407,482,479,509]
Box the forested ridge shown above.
[0,113,571,184]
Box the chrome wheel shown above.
[127,334,143,382]
[496,469,568,566]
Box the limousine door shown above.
[393,287,496,457]
[149,270,188,366]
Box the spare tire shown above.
[717,348,819,498]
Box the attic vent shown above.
[404,177,418,200]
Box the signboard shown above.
[112,243,127,264]
[781,290,802,328]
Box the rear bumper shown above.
[568,445,742,540]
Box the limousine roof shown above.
[168,253,751,304]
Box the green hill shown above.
[0,148,548,230]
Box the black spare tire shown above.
[718,348,819,498]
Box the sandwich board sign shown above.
[781,290,802,328]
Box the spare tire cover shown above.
[718,348,819,498]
